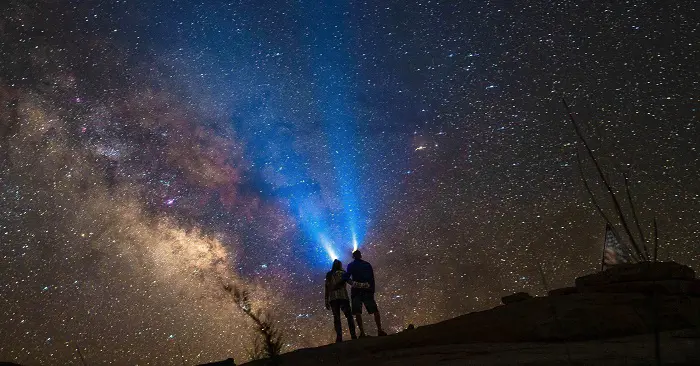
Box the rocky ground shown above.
[242,329,700,366]
[233,262,700,366]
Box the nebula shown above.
[1,1,698,364]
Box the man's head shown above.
[352,250,362,260]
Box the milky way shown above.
[1,1,698,364]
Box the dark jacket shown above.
[345,259,375,296]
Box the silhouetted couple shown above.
[324,250,387,343]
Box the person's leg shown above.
[364,293,386,336]
[373,312,386,336]
[330,300,343,342]
[351,295,365,336]
[354,314,365,336]
[340,300,356,339]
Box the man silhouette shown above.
[344,250,387,337]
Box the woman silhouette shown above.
[324,259,357,342]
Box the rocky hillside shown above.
[204,262,700,365]
[238,329,700,366]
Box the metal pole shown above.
[75,342,88,366]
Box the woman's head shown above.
[331,259,343,271]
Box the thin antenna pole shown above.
[577,151,618,232]
[600,224,608,272]
[537,263,549,293]
[653,218,659,262]
[623,171,649,258]
[576,151,635,263]
[176,342,186,366]
[562,98,646,261]
[75,342,87,366]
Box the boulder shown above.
[375,292,700,346]
[577,279,700,296]
[575,261,695,289]
[548,287,578,297]
[501,292,533,305]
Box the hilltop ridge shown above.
[231,262,700,365]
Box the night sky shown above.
[1,1,698,364]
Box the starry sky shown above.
[1,0,698,364]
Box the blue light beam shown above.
[304,1,367,255]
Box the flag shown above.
[602,224,631,270]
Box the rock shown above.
[197,358,235,366]
[577,279,700,296]
[501,292,533,305]
[548,287,578,297]
[673,328,700,338]
[384,292,700,345]
[575,261,695,289]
